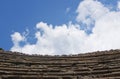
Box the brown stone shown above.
[0,49,120,79]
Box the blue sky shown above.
[1,0,120,55]
[0,0,80,50]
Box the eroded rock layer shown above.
[0,50,120,79]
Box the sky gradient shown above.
[1,0,120,55]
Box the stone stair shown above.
[0,50,120,79]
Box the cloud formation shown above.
[118,1,120,10]
[11,0,120,55]
[76,0,109,30]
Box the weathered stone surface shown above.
[0,49,120,79]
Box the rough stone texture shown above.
[0,49,120,79]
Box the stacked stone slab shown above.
[0,50,120,79]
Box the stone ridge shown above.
[0,49,120,79]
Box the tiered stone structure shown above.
[0,50,120,79]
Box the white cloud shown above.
[11,32,25,52]
[11,32,25,45]
[10,0,120,55]
[11,22,87,55]
[76,0,109,30]
[84,11,120,52]
[118,1,120,10]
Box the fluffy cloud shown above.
[118,1,120,10]
[11,0,120,55]
[84,11,120,52]
[11,32,25,45]
[76,0,109,21]
[11,22,87,55]
[11,32,25,52]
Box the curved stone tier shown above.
[0,50,120,79]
